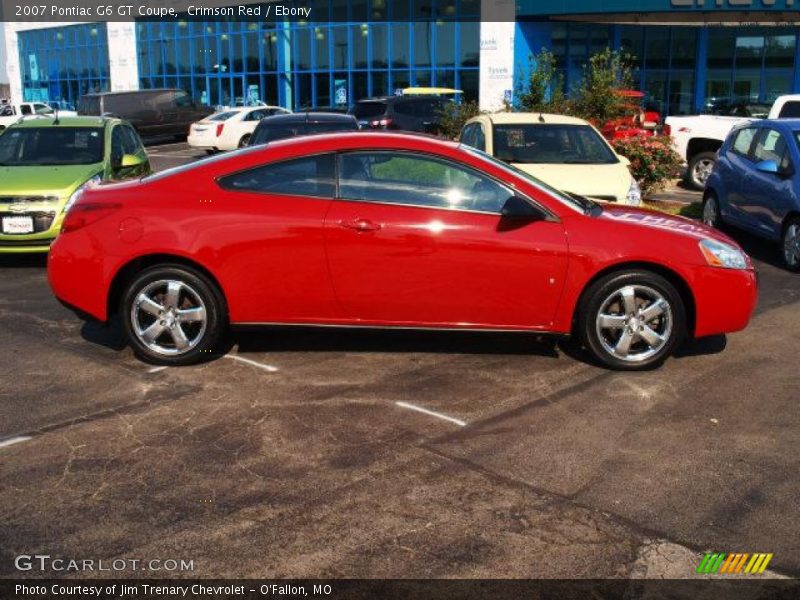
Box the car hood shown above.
[0,164,103,198]
[512,162,632,202]
[599,205,736,244]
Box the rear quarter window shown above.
[778,101,800,119]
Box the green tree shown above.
[515,49,568,114]
[571,48,634,124]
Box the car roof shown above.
[256,112,357,124]
[475,113,590,126]
[11,116,112,128]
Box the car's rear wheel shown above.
[782,216,800,272]
[238,134,251,148]
[687,151,717,191]
[579,271,686,370]
[121,265,226,365]
[702,192,721,228]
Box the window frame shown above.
[215,152,337,200]
[334,149,548,218]
[730,126,759,161]
[752,127,793,174]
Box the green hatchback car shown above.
[0,116,150,253]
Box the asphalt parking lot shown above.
[1,142,799,580]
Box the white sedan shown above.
[188,106,290,153]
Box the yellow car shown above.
[460,113,641,205]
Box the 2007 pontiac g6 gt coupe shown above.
[48,133,758,370]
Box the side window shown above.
[460,123,476,147]
[778,101,800,119]
[122,125,143,155]
[753,129,791,171]
[110,126,126,162]
[731,128,757,158]
[20,105,32,115]
[174,91,193,108]
[474,124,486,152]
[218,154,335,198]
[245,109,267,121]
[338,151,514,214]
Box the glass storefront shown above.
[526,21,799,117]
[136,2,480,110]
[17,24,110,108]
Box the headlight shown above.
[625,178,642,206]
[699,239,748,270]
[62,175,101,213]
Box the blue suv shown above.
[704,119,800,271]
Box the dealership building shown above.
[2,0,800,114]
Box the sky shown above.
[0,27,7,85]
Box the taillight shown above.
[369,118,393,128]
[662,123,671,136]
[216,123,225,137]
[61,203,121,234]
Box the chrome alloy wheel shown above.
[702,196,719,227]
[783,223,800,269]
[130,280,207,356]
[595,285,673,363]
[692,159,715,187]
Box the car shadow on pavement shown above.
[0,254,48,269]
[233,327,562,358]
[721,226,788,271]
[80,316,127,351]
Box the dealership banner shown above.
[2,579,799,599]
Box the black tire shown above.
[578,270,686,370]
[782,216,800,272]
[205,149,216,156]
[686,151,718,191]
[120,264,226,365]
[702,191,722,229]
[238,134,251,148]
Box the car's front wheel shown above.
[687,151,717,191]
[782,216,800,272]
[579,271,686,370]
[121,265,226,365]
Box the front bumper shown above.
[693,266,758,338]
[0,211,64,253]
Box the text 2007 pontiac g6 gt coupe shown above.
[48,133,758,370]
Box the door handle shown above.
[338,218,381,232]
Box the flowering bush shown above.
[611,135,683,197]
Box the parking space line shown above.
[224,354,279,372]
[148,366,168,374]
[0,436,32,449]
[395,401,467,427]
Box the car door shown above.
[741,127,797,240]
[213,153,340,322]
[721,126,759,227]
[324,150,570,328]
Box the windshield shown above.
[0,127,105,166]
[493,124,618,164]
[460,145,591,214]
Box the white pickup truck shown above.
[0,102,77,131]
[666,94,800,191]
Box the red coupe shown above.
[48,133,757,370]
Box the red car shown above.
[48,133,757,370]
[600,90,661,141]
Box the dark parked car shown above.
[703,118,800,271]
[350,96,449,133]
[249,112,358,146]
[77,89,211,140]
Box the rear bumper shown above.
[187,133,216,150]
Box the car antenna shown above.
[538,113,545,123]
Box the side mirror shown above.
[500,195,545,220]
[755,159,779,175]
[120,154,145,169]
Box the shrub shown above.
[611,135,683,197]
[435,100,482,140]
[516,49,569,114]
[571,48,635,125]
